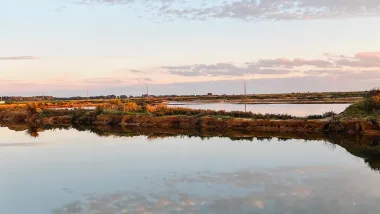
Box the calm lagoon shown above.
[0,126,379,214]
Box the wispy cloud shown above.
[74,0,380,21]
[0,56,38,60]
[75,0,135,5]
[162,0,380,21]
[163,63,291,77]
[256,58,334,69]
[82,78,124,85]
[161,51,380,77]
[80,77,153,85]
[129,69,146,74]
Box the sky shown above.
[1,0,380,96]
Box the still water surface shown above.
[1,127,379,214]
[168,103,350,117]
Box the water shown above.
[51,106,96,110]
[168,103,350,117]
[1,126,379,214]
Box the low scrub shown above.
[0,100,338,123]
[339,95,380,120]
[97,102,314,120]
[307,111,336,119]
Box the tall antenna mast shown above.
[146,85,149,97]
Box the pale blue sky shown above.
[1,0,380,96]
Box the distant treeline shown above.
[1,89,377,102]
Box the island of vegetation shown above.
[0,90,379,136]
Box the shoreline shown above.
[0,108,379,136]
[168,101,355,105]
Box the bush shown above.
[146,104,156,113]
[109,99,122,105]
[322,111,336,118]
[124,102,141,112]
[367,88,380,97]
[340,94,380,119]
[372,95,380,110]
[25,102,45,117]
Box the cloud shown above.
[82,78,124,85]
[0,56,38,60]
[1,69,379,96]
[163,0,380,21]
[335,52,380,67]
[356,52,380,62]
[73,0,380,21]
[75,0,134,5]
[80,77,153,85]
[163,63,292,77]
[256,58,334,68]
[129,69,146,74]
[75,0,174,6]
[162,51,380,78]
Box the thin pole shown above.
[244,82,247,98]
[146,86,149,97]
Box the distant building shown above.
[207,93,213,96]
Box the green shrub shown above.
[340,95,380,120]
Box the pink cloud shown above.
[355,52,380,62]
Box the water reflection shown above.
[1,122,379,171]
[1,123,380,214]
[168,103,350,117]
[52,166,380,214]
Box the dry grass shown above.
[373,95,380,109]
[0,99,340,122]
[146,104,168,113]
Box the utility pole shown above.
[244,82,247,98]
[146,86,149,97]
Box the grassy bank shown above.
[336,94,380,121]
[0,91,379,136]
[35,100,337,121]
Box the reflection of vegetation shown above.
[26,126,40,138]
[3,122,378,172]
[328,134,380,171]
